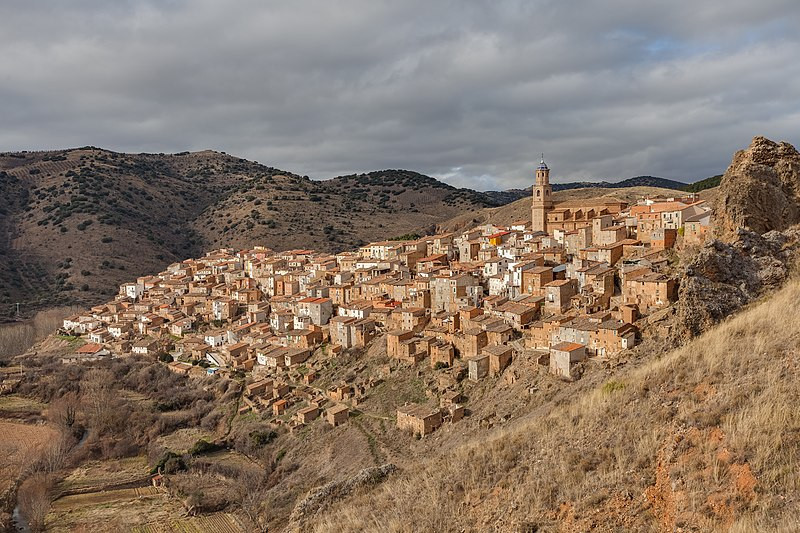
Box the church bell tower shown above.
[531,155,553,233]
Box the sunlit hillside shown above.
[313,278,800,532]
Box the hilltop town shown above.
[5,136,800,532]
[58,158,713,437]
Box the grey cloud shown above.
[1,0,799,189]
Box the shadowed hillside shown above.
[0,149,501,316]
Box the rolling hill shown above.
[0,148,722,318]
[0,149,502,316]
[483,175,694,205]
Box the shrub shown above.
[151,451,185,474]
[189,438,223,456]
[249,430,278,447]
[601,380,626,395]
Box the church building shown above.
[531,157,628,235]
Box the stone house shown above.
[328,383,353,402]
[484,321,514,346]
[297,297,333,326]
[329,316,357,348]
[650,228,678,250]
[108,322,133,339]
[593,321,637,356]
[623,271,677,314]
[169,318,194,337]
[387,330,414,358]
[482,344,513,375]
[284,347,312,367]
[467,354,490,381]
[456,328,488,358]
[549,342,586,379]
[396,404,443,436]
[326,404,349,426]
[286,328,323,349]
[257,345,288,368]
[246,378,273,398]
[429,341,455,368]
[585,242,625,266]
[440,391,464,407]
[273,399,287,416]
[296,405,320,424]
[522,266,554,296]
[131,338,159,356]
[683,211,712,245]
[526,315,573,350]
[544,279,578,314]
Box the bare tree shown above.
[236,469,268,531]
[47,391,81,432]
[37,433,73,473]
[17,472,54,532]
[82,368,117,434]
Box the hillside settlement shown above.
[58,170,711,438]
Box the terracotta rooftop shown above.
[551,341,585,352]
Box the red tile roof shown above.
[76,343,103,354]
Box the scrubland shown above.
[313,279,800,532]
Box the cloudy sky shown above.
[1,1,799,190]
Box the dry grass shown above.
[311,279,800,532]
[0,306,81,358]
[0,421,59,502]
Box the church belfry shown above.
[531,154,553,233]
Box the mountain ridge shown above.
[0,149,501,316]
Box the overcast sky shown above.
[1,1,799,190]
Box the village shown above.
[60,159,712,438]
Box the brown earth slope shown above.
[0,149,498,315]
[310,277,800,533]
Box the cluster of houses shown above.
[60,179,711,437]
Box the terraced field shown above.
[0,421,58,509]
[133,512,246,533]
[56,456,151,496]
[0,394,45,416]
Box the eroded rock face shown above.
[716,136,800,241]
[672,136,800,341]
[674,228,800,339]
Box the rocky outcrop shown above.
[715,136,800,241]
[673,228,800,339]
[671,136,800,340]
[285,463,397,532]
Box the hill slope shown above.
[0,150,500,315]
[438,185,706,234]
[484,176,691,204]
[311,276,800,532]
